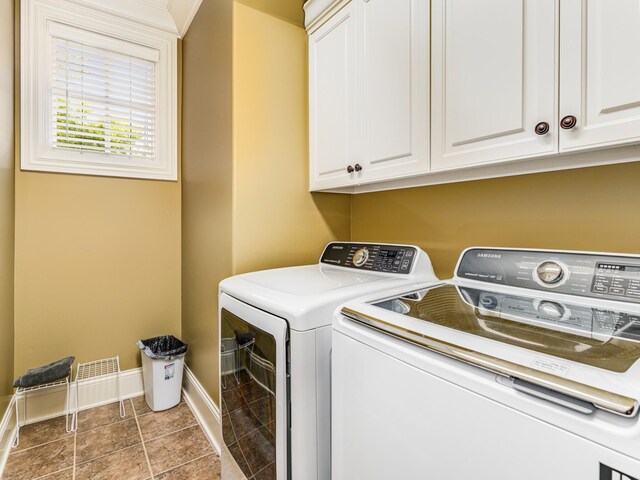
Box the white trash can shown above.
[137,335,188,411]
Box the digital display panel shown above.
[382,250,398,258]
[597,263,640,274]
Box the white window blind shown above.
[52,38,157,160]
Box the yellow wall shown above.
[232,2,351,274]
[181,0,234,403]
[14,173,181,374]
[352,162,640,279]
[181,1,351,405]
[0,0,15,409]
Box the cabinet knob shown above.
[354,163,362,172]
[347,165,354,173]
[560,115,577,130]
[534,122,550,135]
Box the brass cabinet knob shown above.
[535,122,550,135]
[560,115,577,129]
[347,165,354,173]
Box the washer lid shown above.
[372,284,640,373]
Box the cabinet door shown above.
[356,0,429,184]
[560,0,640,152]
[309,3,358,190]
[431,0,557,171]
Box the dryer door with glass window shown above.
[219,293,288,480]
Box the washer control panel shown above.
[321,242,417,274]
[457,248,640,303]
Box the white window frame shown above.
[21,0,178,181]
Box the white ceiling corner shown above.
[68,0,203,37]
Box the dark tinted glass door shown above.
[221,308,278,479]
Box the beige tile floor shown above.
[3,396,221,480]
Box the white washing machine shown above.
[218,242,439,480]
[333,247,640,480]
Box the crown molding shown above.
[66,0,202,37]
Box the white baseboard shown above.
[14,368,144,426]
[0,396,17,478]
[181,365,222,455]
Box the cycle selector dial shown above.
[352,247,369,267]
[536,261,565,285]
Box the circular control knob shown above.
[536,261,565,285]
[352,247,369,267]
[537,301,565,319]
[480,295,498,310]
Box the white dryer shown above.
[333,247,640,480]
[218,242,439,480]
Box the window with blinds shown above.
[23,2,177,180]
[52,38,157,160]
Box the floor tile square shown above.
[75,444,151,480]
[13,416,72,451]
[76,417,141,464]
[145,425,214,474]
[136,402,197,440]
[76,400,133,432]
[3,437,74,479]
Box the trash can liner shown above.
[137,335,188,361]
[235,330,255,346]
[13,356,75,389]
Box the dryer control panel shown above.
[321,242,417,274]
[456,248,640,304]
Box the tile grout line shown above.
[133,399,156,480]
[153,451,216,477]
[144,421,199,443]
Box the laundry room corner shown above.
[180,0,351,430]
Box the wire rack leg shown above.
[12,391,20,448]
[72,375,79,432]
[65,376,71,433]
[117,356,125,418]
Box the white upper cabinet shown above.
[560,0,640,152]
[307,0,429,190]
[305,0,640,193]
[431,0,557,171]
[309,2,358,190]
[358,0,429,183]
